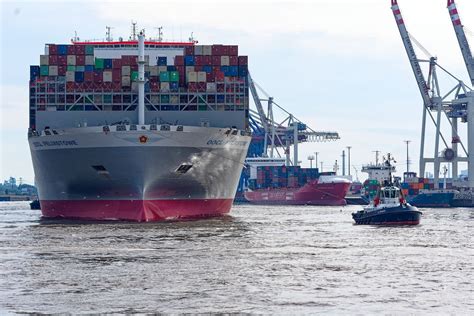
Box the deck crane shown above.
[447,0,474,87]
[247,73,340,167]
[391,0,473,188]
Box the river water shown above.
[0,201,472,314]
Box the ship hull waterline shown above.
[244,182,351,206]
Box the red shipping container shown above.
[238,56,248,65]
[212,45,223,56]
[211,56,221,66]
[221,45,229,55]
[75,45,85,55]
[57,55,67,66]
[150,82,160,92]
[215,71,225,82]
[49,55,58,65]
[93,71,103,83]
[112,69,121,82]
[66,82,75,92]
[195,56,203,66]
[84,71,93,82]
[197,82,206,92]
[206,72,215,82]
[58,65,67,76]
[131,64,138,71]
[185,46,194,55]
[202,56,211,66]
[194,65,202,72]
[76,55,85,66]
[67,45,75,55]
[228,45,238,56]
[112,59,122,69]
[48,44,58,55]
[229,56,238,66]
[175,55,184,66]
[188,82,197,92]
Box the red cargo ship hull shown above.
[244,180,351,206]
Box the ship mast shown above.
[137,31,145,125]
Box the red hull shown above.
[244,182,351,206]
[40,199,233,222]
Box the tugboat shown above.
[352,154,422,225]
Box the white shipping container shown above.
[206,83,217,92]
[40,55,49,66]
[103,71,113,82]
[150,66,159,76]
[185,66,195,73]
[65,71,75,82]
[197,71,207,82]
[49,66,58,76]
[187,71,197,83]
[160,82,170,92]
[67,55,76,65]
[203,45,212,55]
[158,66,167,73]
[131,82,138,92]
[122,66,131,76]
[221,56,230,66]
[170,95,179,104]
[194,45,203,55]
[85,55,95,65]
[122,76,131,86]
[44,46,49,56]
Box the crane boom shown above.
[391,0,433,108]
[447,0,474,86]
[248,73,269,131]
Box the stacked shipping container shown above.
[247,166,320,190]
[29,42,249,130]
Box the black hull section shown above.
[352,206,422,225]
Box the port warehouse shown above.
[29,42,250,131]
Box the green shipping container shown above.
[95,58,104,69]
[170,71,179,82]
[198,105,207,111]
[104,95,112,103]
[85,45,94,55]
[40,65,49,76]
[159,71,170,82]
[67,65,76,72]
[131,71,139,81]
[160,95,170,103]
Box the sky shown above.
[0,0,473,184]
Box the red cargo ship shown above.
[243,158,351,206]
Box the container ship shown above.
[28,29,251,221]
[242,158,351,206]
[361,162,458,208]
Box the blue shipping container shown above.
[238,66,248,77]
[85,65,94,72]
[30,65,40,81]
[170,82,179,91]
[202,65,212,73]
[158,56,167,66]
[184,55,195,66]
[228,66,238,76]
[167,65,177,71]
[57,45,68,55]
[104,59,113,69]
[74,72,84,82]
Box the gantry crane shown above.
[247,73,340,167]
[391,0,473,188]
[447,0,474,87]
